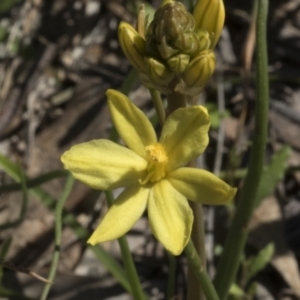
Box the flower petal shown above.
[107,89,157,159]
[159,105,210,171]
[88,184,150,245]
[168,168,237,205]
[61,139,147,190]
[148,180,193,255]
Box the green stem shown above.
[166,84,206,300]
[105,191,147,300]
[166,251,176,300]
[213,1,269,299]
[185,240,219,300]
[187,157,206,300]
[149,88,165,127]
[40,173,74,300]
[187,202,206,300]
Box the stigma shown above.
[140,143,168,184]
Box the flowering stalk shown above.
[166,82,206,300]
[213,0,269,298]
[143,1,226,299]
[185,240,219,300]
[149,88,165,126]
[105,191,147,300]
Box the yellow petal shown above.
[88,184,150,245]
[148,180,193,255]
[61,139,147,190]
[107,89,157,159]
[160,106,210,171]
[168,168,237,205]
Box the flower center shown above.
[140,143,168,184]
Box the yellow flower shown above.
[61,90,236,255]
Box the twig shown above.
[0,259,52,284]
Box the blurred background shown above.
[0,0,300,299]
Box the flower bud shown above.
[144,57,174,87]
[196,28,211,52]
[167,54,190,76]
[146,1,199,59]
[182,50,216,88]
[193,0,225,48]
[118,22,147,73]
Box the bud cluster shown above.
[119,0,224,96]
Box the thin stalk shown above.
[213,0,269,299]
[40,173,74,300]
[149,88,165,127]
[166,251,176,300]
[105,191,147,300]
[185,240,219,300]
[187,195,206,300]
[166,82,206,300]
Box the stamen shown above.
[139,143,168,184]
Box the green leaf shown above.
[143,2,155,21]
[245,243,274,283]
[256,146,290,207]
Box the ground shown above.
[0,0,300,299]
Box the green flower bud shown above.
[196,28,211,52]
[182,50,216,88]
[144,57,174,88]
[146,1,199,59]
[193,0,225,48]
[155,35,179,60]
[118,22,147,73]
[167,54,190,76]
